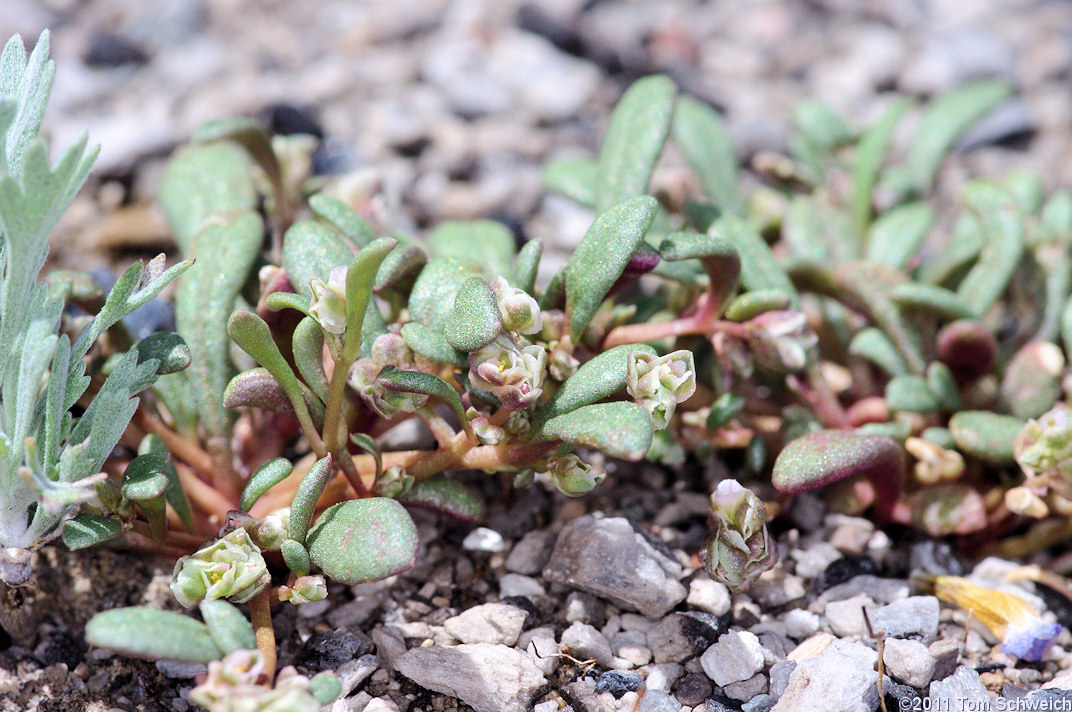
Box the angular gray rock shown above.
[824,594,873,637]
[882,638,935,688]
[394,643,547,712]
[542,515,687,618]
[647,612,724,664]
[637,689,680,712]
[929,666,990,709]
[869,596,939,644]
[561,621,616,668]
[505,529,556,575]
[700,631,765,687]
[444,602,528,646]
[771,640,878,712]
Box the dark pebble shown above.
[595,670,644,699]
[264,103,324,138]
[83,32,150,68]
[813,555,878,594]
[679,611,725,649]
[42,631,85,668]
[296,628,373,673]
[884,679,921,711]
[674,673,713,706]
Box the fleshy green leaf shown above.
[227,312,317,429]
[174,212,264,456]
[139,434,192,532]
[240,458,294,512]
[444,277,502,352]
[350,433,382,480]
[514,239,542,295]
[540,402,654,461]
[709,214,798,307]
[955,181,1025,314]
[673,95,740,214]
[191,118,280,198]
[343,237,397,361]
[900,79,1013,196]
[542,157,598,207]
[724,289,792,322]
[292,316,328,401]
[885,375,940,413]
[400,321,466,367]
[311,673,343,705]
[281,538,311,577]
[565,195,657,341]
[133,331,190,375]
[310,193,375,247]
[948,411,1024,464]
[62,513,121,550]
[199,600,256,655]
[865,201,933,269]
[306,498,419,584]
[374,242,426,294]
[891,282,975,321]
[265,291,312,318]
[282,220,353,299]
[539,343,657,421]
[157,141,257,251]
[851,98,909,233]
[120,453,168,502]
[427,220,515,280]
[658,232,740,314]
[377,365,470,437]
[596,74,677,210]
[398,475,483,522]
[772,430,904,495]
[288,455,334,546]
[707,393,744,431]
[86,608,223,663]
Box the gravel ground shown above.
[4,1,1072,710]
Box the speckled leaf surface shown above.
[948,411,1024,464]
[61,513,121,550]
[539,343,657,422]
[199,600,256,655]
[427,220,516,280]
[772,430,904,494]
[542,157,598,207]
[399,475,483,523]
[133,331,190,375]
[86,608,222,663]
[307,498,419,584]
[596,74,676,210]
[310,193,375,247]
[282,220,353,298]
[240,457,293,512]
[540,401,654,461]
[287,455,334,546]
[158,142,256,251]
[378,365,468,432]
[445,277,502,352]
[673,95,740,214]
[174,211,264,451]
[708,214,798,308]
[565,195,656,341]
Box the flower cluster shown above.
[468,334,547,410]
[171,529,270,608]
[701,479,777,590]
[349,333,429,418]
[191,649,325,712]
[626,349,697,430]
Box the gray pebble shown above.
[543,515,687,618]
[883,638,935,689]
[869,596,940,644]
[393,643,546,712]
[700,631,765,687]
[505,530,556,575]
[929,666,990,708]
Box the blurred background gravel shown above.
[6,0,1072,271]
